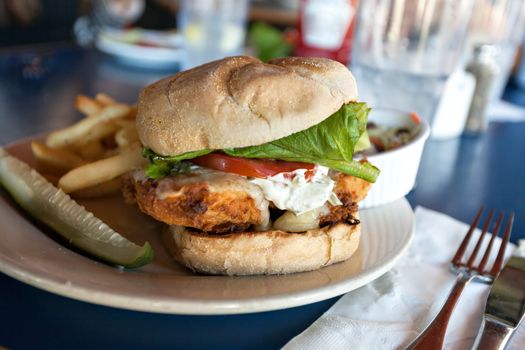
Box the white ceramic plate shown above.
[95,29,184,68]
[0,141,414,315]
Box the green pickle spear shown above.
[0,147,154,268]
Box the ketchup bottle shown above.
[294,0,358,65]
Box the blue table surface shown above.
[0,45,524,349]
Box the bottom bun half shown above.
[162,215,361,276]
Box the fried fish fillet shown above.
[123,168,371,234]
[331,172,372,203]
[123,169,270,234]
[319,194,359,228]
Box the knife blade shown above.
[472,256,525,350]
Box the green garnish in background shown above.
[249,22,293,62]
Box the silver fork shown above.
[406,207,514,350]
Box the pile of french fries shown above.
[31,93,147,198]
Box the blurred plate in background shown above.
[95,28,184,69]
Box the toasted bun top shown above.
[137,56,358,156]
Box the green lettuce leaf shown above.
[142,148,211,178]
[143,102,379,182]
[224,102,378,182]
[355,129,371,152]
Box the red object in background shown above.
[294,0,358,65]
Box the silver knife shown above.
[472,256,525,350]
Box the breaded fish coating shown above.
[123,169,270,234]
[331,172,372,203]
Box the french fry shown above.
[77,140,105,160]
[101,147,121,158]
[75,95,102,115]
[115,124,139,148]
[113,119,135,129]
[70,178,122,198]
[58,147,147,193]
[70,121,120,148]
[46,104,130,149]
[95,93,117,106]
[31,141,85,174]
[36,92,142,198]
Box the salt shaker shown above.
[464,44,500,133]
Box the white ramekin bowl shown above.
[359,109,430,208]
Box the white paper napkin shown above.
[284,207,525,350]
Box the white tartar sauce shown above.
[250,166,341,214]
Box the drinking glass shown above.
[178,0,249,70]
[351,0,474,125]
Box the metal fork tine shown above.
[489,212,514,276]
[452,206,484,266]
[407,208,518,349]
[477,212,504,274]
[466,208,494,268]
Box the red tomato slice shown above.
[191,153,315,178]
